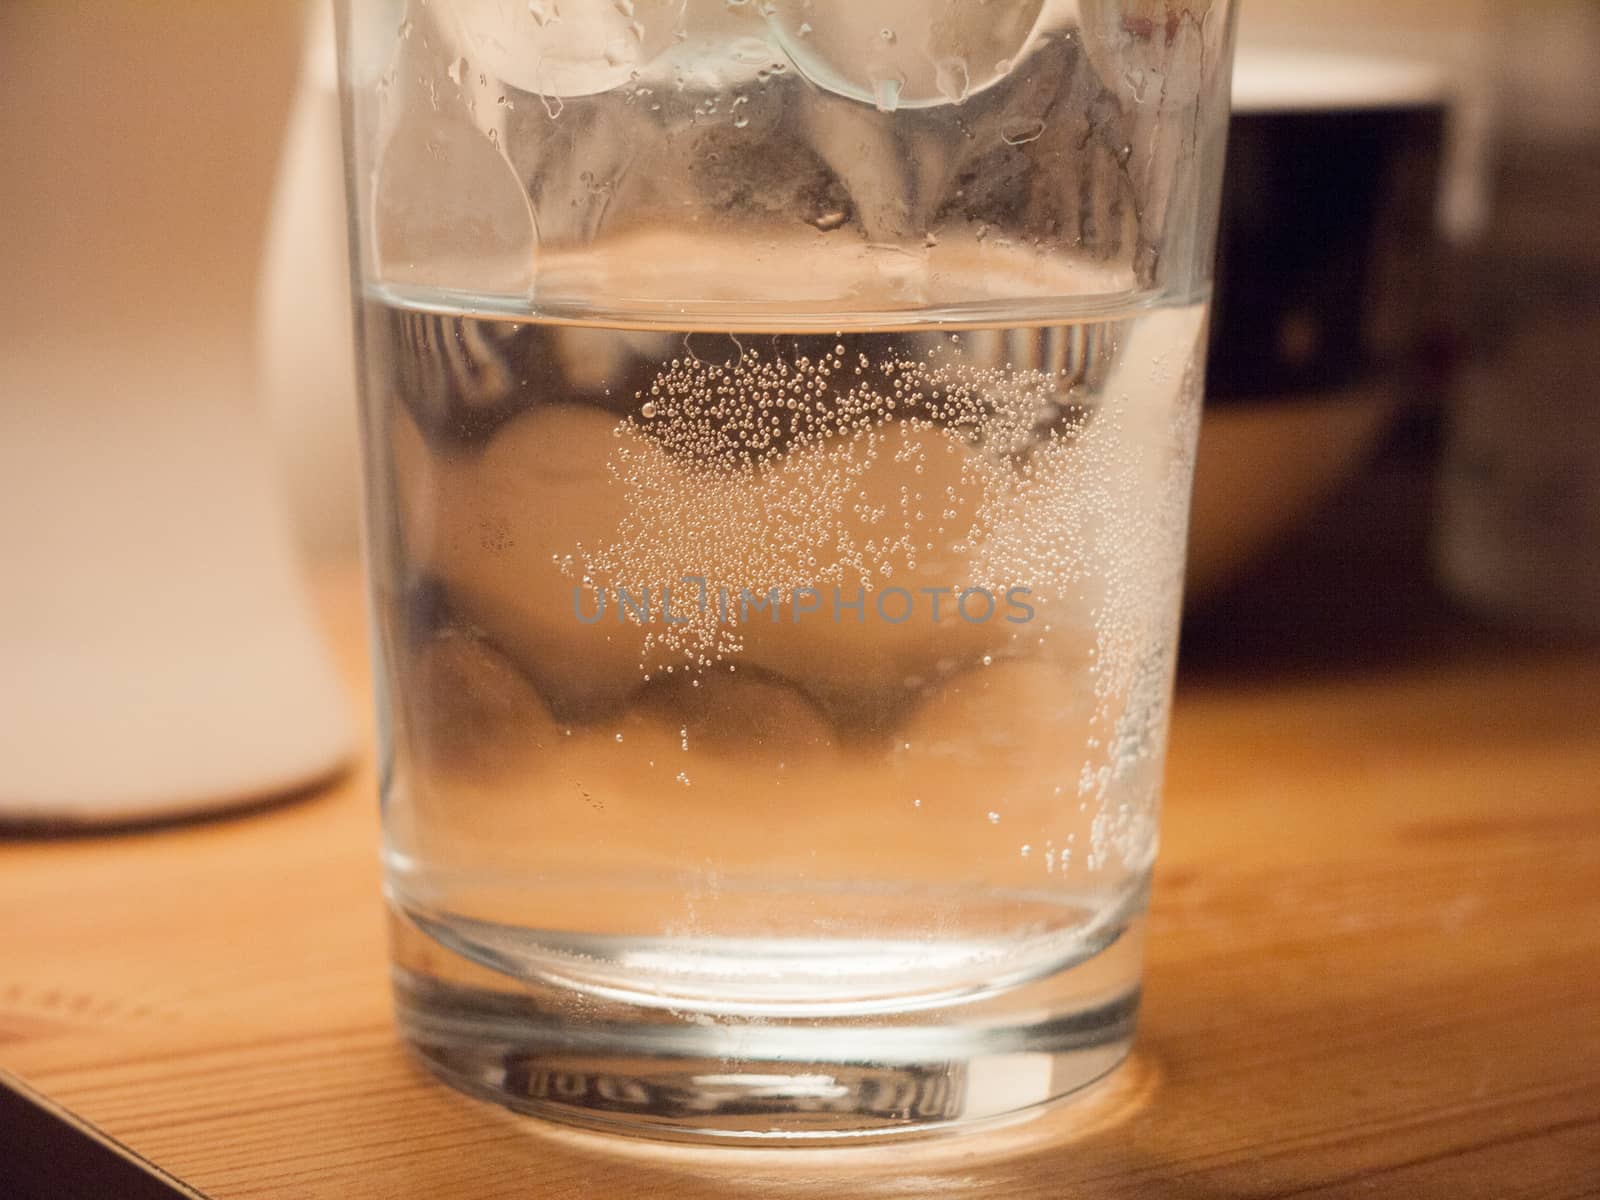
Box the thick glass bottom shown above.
[389,894,1144,1143]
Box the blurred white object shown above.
[259,0,364,562]
[1231,49,1448,114]
[0,2,353,825]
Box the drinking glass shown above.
[337,0,1237,1142]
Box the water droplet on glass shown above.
[1001,118,1046,146]
[872,75,903,113]
[447,57,467,86]
[934,57,970,104]
[987,811,1001,825]
[641,401,657,418]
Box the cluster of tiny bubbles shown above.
[548,314,1197,880]
[1077,350,1204,873]
[1110,362,1206,869]
[566,331,1138,682]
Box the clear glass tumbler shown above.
[338,0,1236,1142]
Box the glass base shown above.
[390,900,1144,1143]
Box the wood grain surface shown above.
[4,491,1600,1197]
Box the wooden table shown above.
[5,490,1600,1197]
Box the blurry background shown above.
[1190,0,1600,661]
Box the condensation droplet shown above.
[1001,119,1046,146]
[934,57,970,104]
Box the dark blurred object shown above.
[1184,436,1520,682]
[1208,103,1444,400]
[0,1075,188,1200]
[1435,3,1600,638]
[1188,52,1447,600]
